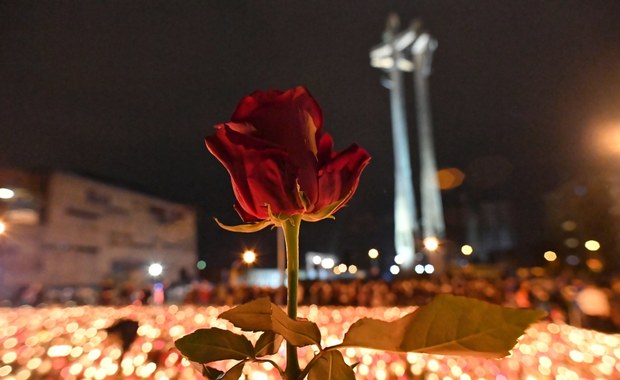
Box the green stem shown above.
[282,215,302,379]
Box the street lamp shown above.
[0,188,14,200]
[230,250,257,287]
[368,248,379,259]
[148,263,163,277]
[461,244,473,256]
[584,240,600,252]
[423,236,440,252]
[242,250,256,264]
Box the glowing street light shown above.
[148,263,163,277]
[0,221,5,235]
[242,250,256,264]
[368,248,379,259]
[390,265,400,275]
[320,258,335,269]
[0,188,14,199]
[461,244,473,256]
[584,240,600,252]
[423,236,439,252]
[544,251,557,262]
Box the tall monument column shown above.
[370,15,419,270]
[371,15,446,274]
[411,33,446,274]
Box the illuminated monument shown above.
[370,15,446,272]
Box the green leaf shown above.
[219,297,321,347]
[342,294,545,358]
[215,218,273,233]
[308,351,356,380]
[254,331,284,357]
[174,328,254,363]
[221,361,245,380]
[202,365,224,380]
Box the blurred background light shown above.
[320,258,335,269]
[423,237,439,252]
[543,251,557,262]
[461,244,473,256]
[0,188,14,199]
[368,248,379,259]
[584,240,600,251]
[147,263,163,277]
[196,260,206,270]
[436,167,465,190]
[242,250,256,264]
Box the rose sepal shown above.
[214,218,274,233]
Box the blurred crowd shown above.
[6,270,620,334]
[181,272,620,333]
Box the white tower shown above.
[370,15,446,273]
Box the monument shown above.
[370,14,446,273]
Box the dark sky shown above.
[2,1,620,270]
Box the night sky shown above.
[2,1,620,272]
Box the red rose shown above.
[205,86,370,230]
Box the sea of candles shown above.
[0,304,618,379]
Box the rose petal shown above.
[205,125,302,220]
[314,145,371,215]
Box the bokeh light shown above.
[0,187,15,199]
[0,305,617,379]
[436,167,465,190]
[148,263,163,277]
[368,249,379,259]
[196,260,206,270]
[584,240,601,252]
[461,244,473,256]
[423,237,439,252]
[544,251,557,262]
[242,250,256,264]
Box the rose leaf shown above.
[174,328,254,363]
[222,361,245,380]
[219,297,321,347]
[308,350,356,380]
[254,331,284,357]
[202,365,224,380]
[342,294,545,358]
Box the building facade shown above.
[0,168,197,296]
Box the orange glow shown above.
[588,121,620,157]
[586,258,604,272]
[544,251,557,262]
[423,236,440,251]
[242,250,256,264]
[0,305,618,379]
[437,168,465,190]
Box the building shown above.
[544,172,620,272]
[0,168,197,297]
